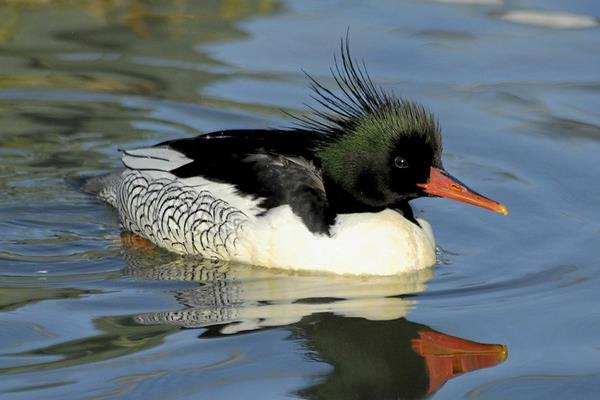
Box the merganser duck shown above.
[91,40,507,275]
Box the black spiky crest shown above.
[291,35,442,164]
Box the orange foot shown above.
[119,233,157,255]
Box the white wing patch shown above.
[122,146,192,172]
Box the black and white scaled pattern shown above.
[115,170,248,258]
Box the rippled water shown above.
[1,1,600,399]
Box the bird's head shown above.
[297,39,507,215]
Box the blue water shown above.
[1,1,600,399]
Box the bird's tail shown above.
[81,169,124,207]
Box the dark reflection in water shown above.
[294,315,506,400]
[121,235,507,399]
[0,286,99,312]
[0,315,177,375]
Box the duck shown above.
[90,40,507,275]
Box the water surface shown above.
[1,1,600,399]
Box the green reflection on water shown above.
[0,0,284,102]
[0,1,281,45]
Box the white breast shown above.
[234,207,436,275]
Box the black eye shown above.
[393,156,409,169]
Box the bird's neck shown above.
[321,174,379,213]
[322,174,418,225]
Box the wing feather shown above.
[242,153,333,234]
[122,147,192,172]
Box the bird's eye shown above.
[394,156,409,169]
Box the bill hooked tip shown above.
[485,199,509,216]
[497,203,509,216]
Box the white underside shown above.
[234,206,436,275]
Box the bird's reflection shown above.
[122,234,432,333]
[293,314,506,399]
[121,234,507,398]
